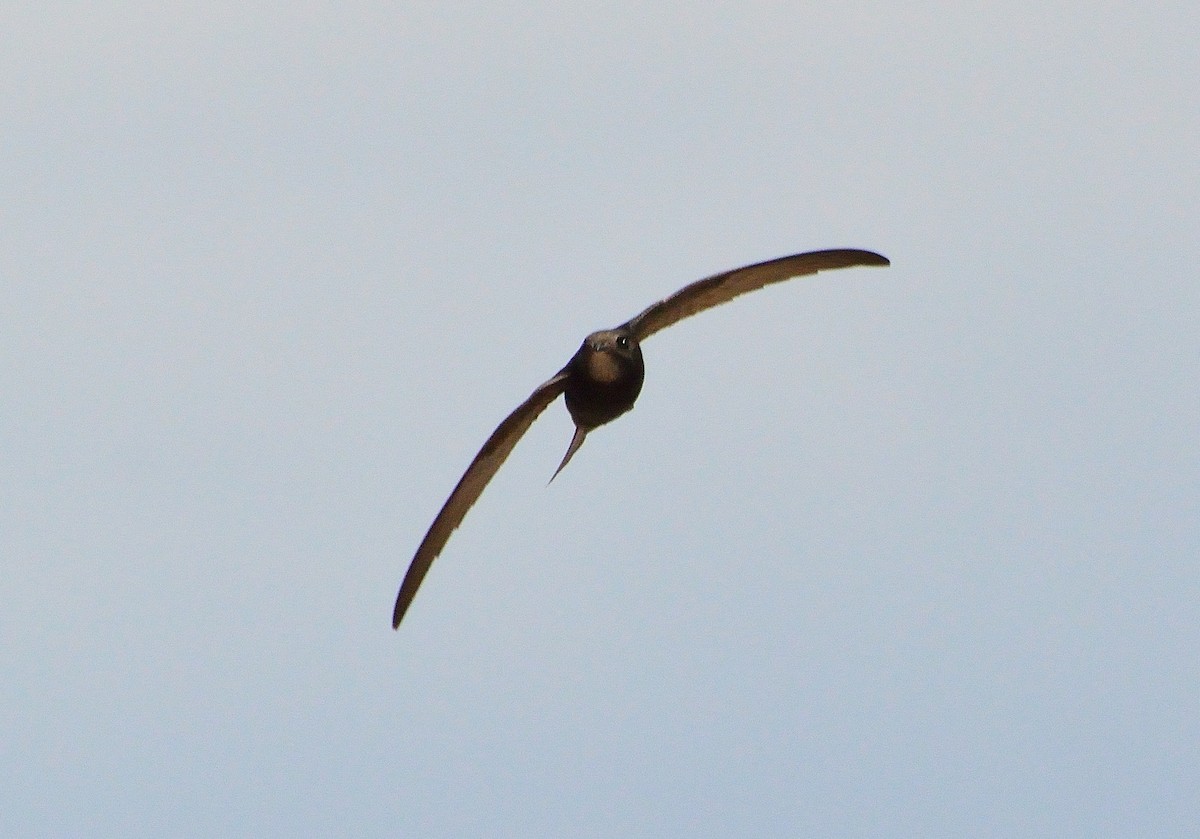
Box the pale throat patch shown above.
[586,350,623,383]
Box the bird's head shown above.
[581,329,643,383]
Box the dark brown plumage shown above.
[393,248,890,628]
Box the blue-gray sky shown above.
[4,3,1198,835]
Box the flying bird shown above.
[393,248,890,628]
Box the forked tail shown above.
[549,426,588,483]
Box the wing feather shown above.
[621,249,889,340]
[393,370,569,628]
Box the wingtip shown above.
[821,248,890,268]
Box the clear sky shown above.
[4,3,1198,835]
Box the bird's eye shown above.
[616,335,631,349]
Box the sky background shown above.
[3,2,1198,835]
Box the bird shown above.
[393,247,890,628]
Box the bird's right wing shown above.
[620,249,890,341]
[393,370,569,628]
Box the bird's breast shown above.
[585,350,624,383]
[564,347,645,429]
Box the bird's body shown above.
[563,330,644,429]
[393,248,890,628]
[552,329,645,479]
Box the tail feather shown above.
[549,426,588,484]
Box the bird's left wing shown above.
[393,370,569,628]
[620,249,890,341]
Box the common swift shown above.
[393,248,890,628]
